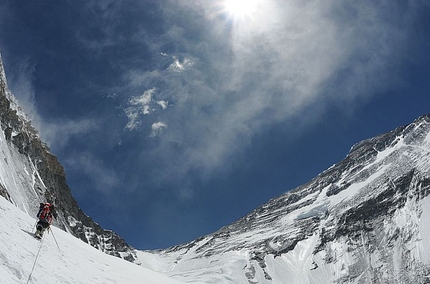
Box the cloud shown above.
[0,58,97,153]
[64,150,120,193]
[6,0,422,201]
[41,118,100,150]
[3,58,41,127]
[124,88,156,131]
[167,56,194,72]
[130,88,155,115]
[150,121,168,138]
[124,88,169,131]
[124,0,424,184]
[157,100,169,110]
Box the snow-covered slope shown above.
[0,195,192,284]
[139,115,430,284]
[0,119,41,216]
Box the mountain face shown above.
[0,54,139,264]
[141,115,430,283]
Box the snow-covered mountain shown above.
[2,50,430,283]
[140,115,430,283]
[0,53,139,263]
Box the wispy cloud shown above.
[4,58,40,126]
[150,121,168,138]
[5,0,424,202]
[64,151,120,193]
[124,88,169,131]
[41,118,99,150]
[168,56,194,72]
[157,100,169,110]
[1,58,98,152]
[123,0,424,183]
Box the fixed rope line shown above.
[49,227,60,251]
[26,233,45,284]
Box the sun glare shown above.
[224,0,259,18]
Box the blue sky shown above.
[0,0,429,249]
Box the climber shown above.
[35,202,57,239]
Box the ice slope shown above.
[0,196,192,284]
[0,125,44,217]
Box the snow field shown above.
[139,249,251,284]
[0,197,188,284]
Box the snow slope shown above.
[0,196,193,284]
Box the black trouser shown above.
[37,220,50,232]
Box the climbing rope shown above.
[26,232,45,284]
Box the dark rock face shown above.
[0,54,138,263]
[0,182,11,202]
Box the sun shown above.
[224,0,260,18]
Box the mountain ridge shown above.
[140,114,430,283]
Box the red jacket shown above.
[37,203,54,224]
